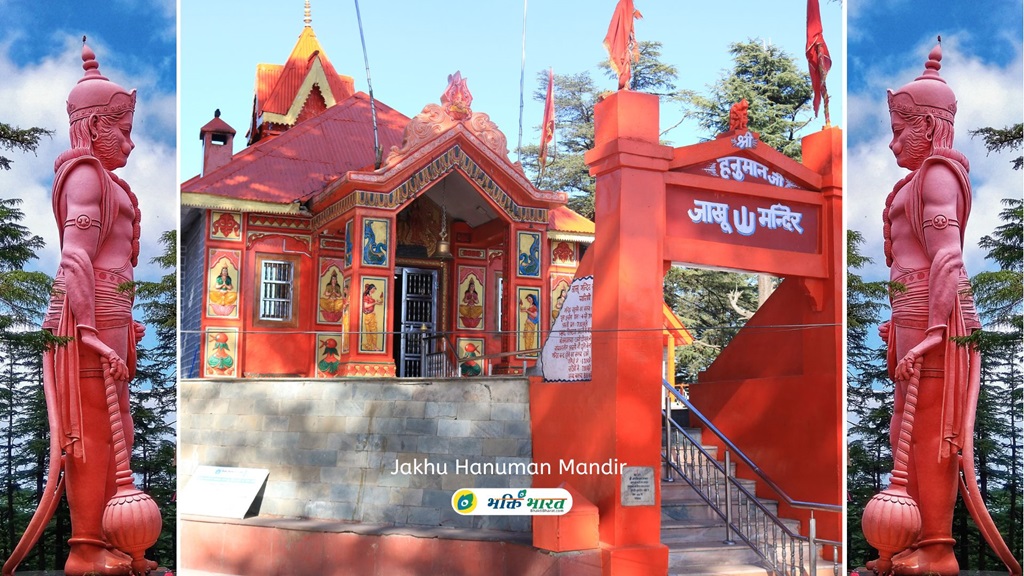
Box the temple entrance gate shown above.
[530,91,842,575]
[393,266,439,377]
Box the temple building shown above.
[180,16,595,379]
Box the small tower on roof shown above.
[200,109,236,176]
[248,0,355,145]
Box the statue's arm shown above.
[894,162,964,380]
[59,164,129,380]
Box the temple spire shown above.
[304,0,311,27]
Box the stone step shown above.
[661,473,754,496]
[662,443,721,464]
[661,514,802,545]
[668,560,839,576]
[660,493,780,522]
[667,539,764,568]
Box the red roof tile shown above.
[183,92,408,205]
[548,205,594,235]
[256,26,354,121]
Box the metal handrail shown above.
[662,379,842,576]
[664,380,842,515]
[421,330,542,378]
[422,332,459,377]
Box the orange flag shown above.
[806,0,832,121]
[539,68,555,174]
[603,0,642,90]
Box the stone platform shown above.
[180,515,601,576]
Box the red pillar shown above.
[584,91,673,575]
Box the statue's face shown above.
[888,111,930,171]
[92,111,135,171]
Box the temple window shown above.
[254,253,300,327]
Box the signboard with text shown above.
[541,276,593,382]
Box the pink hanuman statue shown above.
[862,42,1021,576]
[3,40,160,576]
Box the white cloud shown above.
[0,38,177,283]
[848,40,1023,282]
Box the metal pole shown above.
[809,512,817,576]
[664,386,673,481]
[724,450,735,545]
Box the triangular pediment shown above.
[312,126,566,230]
[261,56,338,126]
[669,131,822,192]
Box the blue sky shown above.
[846,0,1023,283]
[180,0,843,180]
[0,0,178,282]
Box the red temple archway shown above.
[530,91,843,574]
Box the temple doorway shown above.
[392,266,439,377]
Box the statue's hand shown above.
[894,328,944,381]
[878,321,891,343]
[79,329,130,382]
[134,321,146,344]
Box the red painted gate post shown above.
[583,90,674,575]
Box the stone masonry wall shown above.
[179,378,532,532]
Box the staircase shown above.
[661,425,838,576]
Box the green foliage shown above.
[0,122,53,171]
[663,267,759,381]
[681,39,813,160]
[0,197,58,567]
[129,230,177,570]
[0,198,52,354]
[523,42,683,220]
[970,123,1023,171]
[844,230,893,566]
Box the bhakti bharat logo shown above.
[452,489,478,514]
[451,488,572,516]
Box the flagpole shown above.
[517,0,528,163]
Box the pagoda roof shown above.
[182,92,408,211]
[548,205,595,243]
[253,24,355,134]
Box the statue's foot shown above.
[892,541,958,576]
[129,557,159,575]
[65,540,132,576]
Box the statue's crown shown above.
[66,38,136,124]
[887,42,957,124]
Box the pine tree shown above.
[0,122,52,171]
[0,197,54,567]
[128,230,177,570]
[682,39,814,160]
[845,230,892,566]
[970,123,1023,171]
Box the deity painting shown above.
[344,219,354,268]
[316,333,344,377]
[362,218,390,268]
[457,267,485,330]
[551,241,576,265]
[517,231,541,278]
[206,250,241,318]
[550,275,571,327]
[457,338,485,377]
[359,277,387,353]
[205,329,238,377]
[209,211,242,241]
[516,287,541,357]
[317,259,346,324]
[340,276,352,353]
